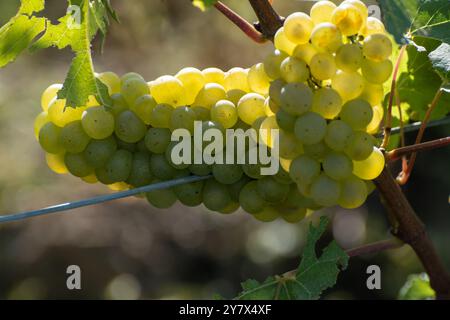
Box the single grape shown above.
[310,174,341,206]
[289,155,321,185]
[121,72,145,83]
[310,22,343,53]
[264,97,275,117]
[310,1,336,24]
[269,79,286,107]
[294,112,327,145]
[189,163,212,176]
[46,152,68,175]
[237,93,266,125]
[146,185,177,209]
[280,57,310,83]
[312,87,343,119]
[264,50,288,79]
[226,89,247,106]
[344,131,374,161]
[121,77,150,107]
[248,63,271,95]
[283,12,314,44]
[144,128,171,154]
[34,112,50,140]
[191,106,211,122]
[65,153,93,178]
[224,67,250,92]
[336,43,363,72]
[342,0,369,20]
[173,180,204,207]
[175,67,205,105]
[310,52,337,80]
[252,207,279,222]
[202,67,226,86]
[361,58,393,84]
[219,202,240,215]
[323,152,353,181]
[97,72,121,95]
[95,166,115,185]
[104,149,133,182]
[127,152,153,187]
[366,105,384,134]
[338,176,368,209]
[193,83,227,109]
[110,93,129,116]
[331,70,365,101]
[353,147,385,180]
[84,136,117,168]
[360,17,386,37]
[150,104,174,128]
[280,207,307,224]
[363,34,392,62]
[151,75,187,107]
[171,106,197,134]
[292,43,318,65]
[239,181,266,214]
[150,154,177,180]
[325,120,353,151]
[273,166,293,185]
[304,141,331,161]
[203,179,232,211]
[331,3,364,36]
[81,106,115,140]
[48,98,85,127]
[115,110,147,143]
[276,109,296,132]
[130,94,157,125]
[60,121,91,153]
[39,122,64,154]
[280,83,313,116]
[279,131,303,159]
[211,100,238,129]
[257,177,290,203]
[41,84,62,112]
[274,27,297,55]
[360,81,384,106]
[116,139,137,153]
[340,99,374,130]
[259,116,280,149]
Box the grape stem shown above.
[214,1,267,43]
[248,0,283,40]
[387,136,450,162]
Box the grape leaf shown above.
[398,273,435,300]
[428,43,450,82]
[192,0,218,11]
[19,0,45,16]
[235,217,348,300]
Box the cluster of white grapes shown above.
[34,0,390,223]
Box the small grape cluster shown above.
[34,0,390,223]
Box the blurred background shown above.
[0,0,448,300]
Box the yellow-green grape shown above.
[130,94,157,125]
[203,180,231,211]
[86,96,100,108]
[84,136,117,168]
[127,152,153,187]
[336,43,363,72]
[310,174,341,206]
[219,202,240,215]
[202,67,226,86]
[279,131,304,159]
[276,109,296,132]
[280,157,293,172]
[150,104,174,128]
[259,116,279,148]
[105,149,133,182]
[325,120,353,152]
[48,98,85,127]
[212,163,243,185]
[310,22,343,53]
[170,106,197,134]
[115,110,147,143]
[110,93,129,116]
[252,207,280,223]
[353,147,385,180]
[172,179,203,207]
[366,105,384,134]
[211,100,238,129]
[237,93,266,125]
[331,70,364,101]
[121,72,145,83]
[269,78,286,107]
[34,112,50,140]
[224,67,250,92]
[342,0,369,20]
[280,57,310,83]
[310,0,337,24]
[194,83,227,109]
[264,97,275,117]
[274,27,297,55]
[280,207,307,224]
[150,154,177,180]
[280,82,313,116]
[360,17,386,37]
[39,122,64,154]
[46,152,68,174]
[292,43,318,65]
[264,50,288,79]
[304,141,331,161]
[60,121,91,153]
[340,99,374,130]
[363,33,393,62]
[107,182,130,191]
[144,128,171,154]
[257,177,290,203]
[81,173,98,184]
[360,81,384,106]
[310,52,337,80]
[248,63,271,95]
[344,131,374,161]
[323,152,353,180]
[97,72,121,95]
[81,106,115,139]
[294,112,327,145]
[338,176,368,209]
[361,58,393,84]
[121,77,150,107]
[146,184,178,209]
[64,153,93,178]
[331,3,364,36]
[41,84,62,112]
[239,181,266,214]
[283,12,314,44]
[151,75,187,107]
[176,67,206,105]
[191,106,211,121]
[312,87,343,119]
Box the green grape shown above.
[292,43,318,65]
[150,104,174,128]
[280,57,310,83]
[48,98,85,127]
[276,109,296,132]
[151,75,187,107]
[170,106,196,134]
[46,152,68,174]
[39,122,64,154]
[144,128,171,154]
[41,84,62,112]
[226,89,246,106]
[193,83,227,109]
[150,154,177,180]
[294,112,327,145]
[165,141,191,170]
[116,139,137,152]
[81,106,115,139]
[64,153,93,177]
[310,22,343,53]
[310,52,337,80]
[212,163,243,185]
[259,116,279,149]
[219,202,240,215]
[289,155,321,185]
[280,83,313,116]
[224,67,250,92]
[237,93,266,125]
[331,70,365,101]
[121,77,150,107]
[110,93,129,116]
[331,3,364,36]
[279,131,303,159]
[115,110,147,143]
[127,152,153,187]
[284,184,314,209]
[242,157,264,180]
[338,176,368,209]
[146,185,177,209]
[360,17,386,37]
[60,121,91,153]
[340,99,374,130]
[97,72,121,95]
[189,163,212,176]
[363,34,392,62]
[274,27,296,55]
[361,58,393,84]
[121,72,145,83]
[248,63,271,95]
[264,50,288,79]
[284,12,314,44]
[273,166,293,185]
[173,180,204,207]
[366,105,383,134]
[312,87,343,119]
[342,0,369,20]
[344,131,374,161]
[191,106,211,121]
[304,141,330,161]
[130,94,157,125]
[353,147,385,180]
[269,79,286,107]
[239,181,266,214]
[257,177,290,203]
[310,174,341,206]
[211,100,238,129]
[136,139,148,153]
[325,120,353,151]
[310,1,337,24]
[84,136,117,168]
[336,44,363,72]
[228,176,251,202]
[323,152,353,181]
[252,207,279,222]
[202,67,226,86]
[95,166,115,185]
[360,81,384,106]
[203,179,232,211]
[34,112,50,140]
[280,207,307,224]
[104,149,133,182]
[175,67,205,105]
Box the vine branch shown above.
[387,136,450,161]
[248,0,283,40]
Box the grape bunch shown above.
[34,0,390,223]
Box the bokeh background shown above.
[0,0,448,300]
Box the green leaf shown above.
[235,217,348,300]
[428,43,450,82]
[192,0,218,11]
[398,273,435,300]
[19,0,45,15]
[378,0,420,43]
